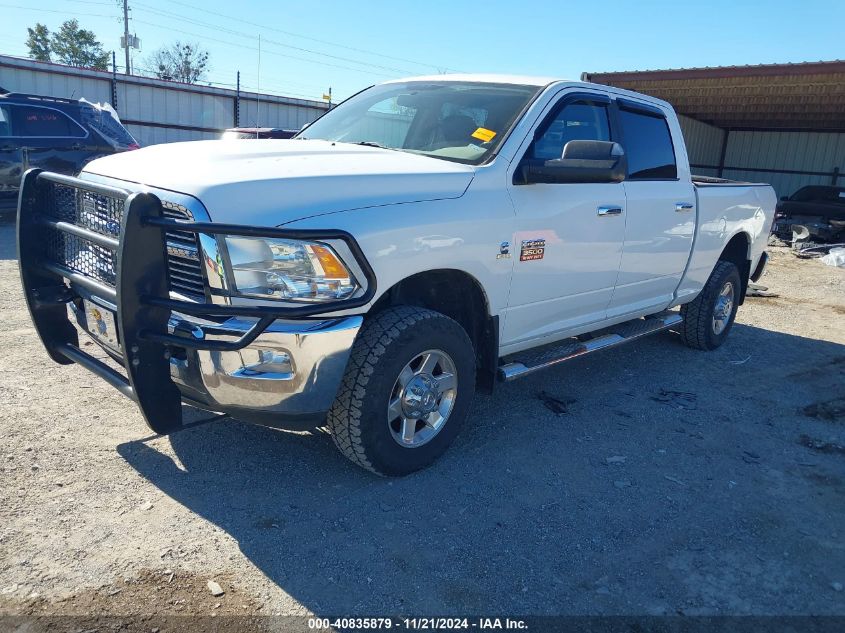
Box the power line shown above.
[63,0,117,5]
[0,3,119,18]
[6,0,458,75]
[131,17,397,79]
[1,1,357,100]
[132,2,414,76]
[164,0,462,73]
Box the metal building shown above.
[583,61,845,197]
[0,54,328,147]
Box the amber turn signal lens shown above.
[309,244,348,278]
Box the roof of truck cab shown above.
[381,74,675,110]
[382,74,564,87]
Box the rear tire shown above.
[679,260,742,351]
[327,306,476,476]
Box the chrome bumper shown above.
[70,302,362,428]
[167,313,362,427]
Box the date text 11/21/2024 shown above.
[307,617,529,629]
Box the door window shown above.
[9,106,86,138]
[0,105,11,137]
[618,108,677,179]
[531,101,611,160]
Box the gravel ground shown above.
[1,218,844,621]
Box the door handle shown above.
[597,205,623,217]
[675,202,694,212]
[71,143,83,151]
[0,145,18,151]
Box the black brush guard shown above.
[17,169,376,434]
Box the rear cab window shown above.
[616,101,677,179]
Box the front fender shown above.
[282,191,515,319]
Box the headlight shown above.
[223,236,358,302]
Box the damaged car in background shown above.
[772,184,845,251]
[0,92,138,215]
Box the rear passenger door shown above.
[10,104,92,177]
[607,99,695,318]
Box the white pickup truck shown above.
[17,74,775,475]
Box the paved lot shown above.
[1,218,844,620]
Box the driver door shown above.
[502,93,626,348]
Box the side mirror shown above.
[520,140,627,184]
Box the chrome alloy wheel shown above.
[388,349,458,448]
[712,280,735,335]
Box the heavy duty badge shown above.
[520,238,545,261]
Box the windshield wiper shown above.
[354,141,392,149]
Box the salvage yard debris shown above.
[821,247,845,267]
[746,282,779,298]
[794,243,845,259]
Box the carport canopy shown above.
[582,60,845,131]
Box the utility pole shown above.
[111,51,119,112]
[235,71,240,127]
[255,34,261,130]
[122,0,130,75]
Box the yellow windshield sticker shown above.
[471,127,497,143]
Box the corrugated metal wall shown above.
[0,54,328,147]
[721,131,845,196]
[679,113,844,197]
[678,114,723,177]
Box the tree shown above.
[147,42,209,84]
[26,23,52,62]
[49,19,109,70]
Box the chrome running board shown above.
[498,312,683,381]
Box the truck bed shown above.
[692,174,770,187]
[672,177,777,303]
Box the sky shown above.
[0,0,842,103]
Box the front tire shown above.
[679,260,742,351]
[327,306,476,476]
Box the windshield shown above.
[296,81,542,165]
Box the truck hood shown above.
[83,139,475,224]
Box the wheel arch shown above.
[367,268,499,393]
[718,231,752,304]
